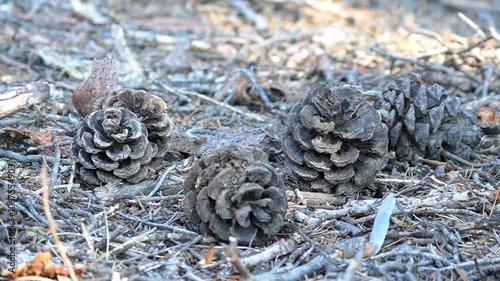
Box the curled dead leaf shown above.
[198,244,215,267]
[1,252,86,279]
[477,106,500,134]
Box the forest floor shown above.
[0,0,499,280]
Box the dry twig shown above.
[41,163,78,281]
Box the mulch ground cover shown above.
[0,1,499,280]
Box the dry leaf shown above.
[214,72,254,105]
[2,128,69,145]
[198,244,215,267]
[477,106,500,134]
[1,252,86,279]
[0,128,72,156]
[72,56,118,117]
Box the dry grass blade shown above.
[41,163,78,281]
[368,193,396,256]
[97,228,156,262]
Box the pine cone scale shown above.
[404,104,415,134]
[80,132,101,153]
[311,135,342,154]
[91,153,119,171]
[96,170,121,184]
[121,119,146,140]
[298,104,319,129]
[196,190,213,222]
[125,168,148,184]
[127,136,148,159]
[233,204,251,227]
[93,131,113,148]
[113,160,141,178]
[292,124,315,150]
[76,150,95,169]
[303,151,333,171]
[106,144,130,161]
[414,123,430,151]
[232,183,264,203]
[215,189,233,219]
[283,132,304,164]
[329,146,359,166]
[324,165,354,183]
[244,164,273,185]
[287,160,319,180]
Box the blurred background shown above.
[1,0,498,99]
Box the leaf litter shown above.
[0,0,499,280]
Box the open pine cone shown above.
[100,89,173,168]
[184,146,287,245]
[376,73,482,163]
[71,107,157,186]
[283,83,389,195]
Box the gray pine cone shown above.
[184,146,287,245]
[283,83,389,195]
[376,73,482,162]
[71,107,157,186]
[101,89,173,168]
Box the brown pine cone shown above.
[101,89,173,168]
[71,58,172,165]
[283,83,389,195]
[184,146,287,245]
[71,107,157,187]
[376,73,482,163]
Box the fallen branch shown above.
[371,46,482,85]
[0,149,70,165]
[0,81,51,118]
[182,90,269,122]
[241,236,300,268]
[251,255,325,281]
[152,78,269,122]
[228,68,273,108]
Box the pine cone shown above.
[376,73,482,162]
[283,83,388,195]
[184,146,287,245]
[101,89,173,167]
[71,58,173,165]
[71,107,157,186]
